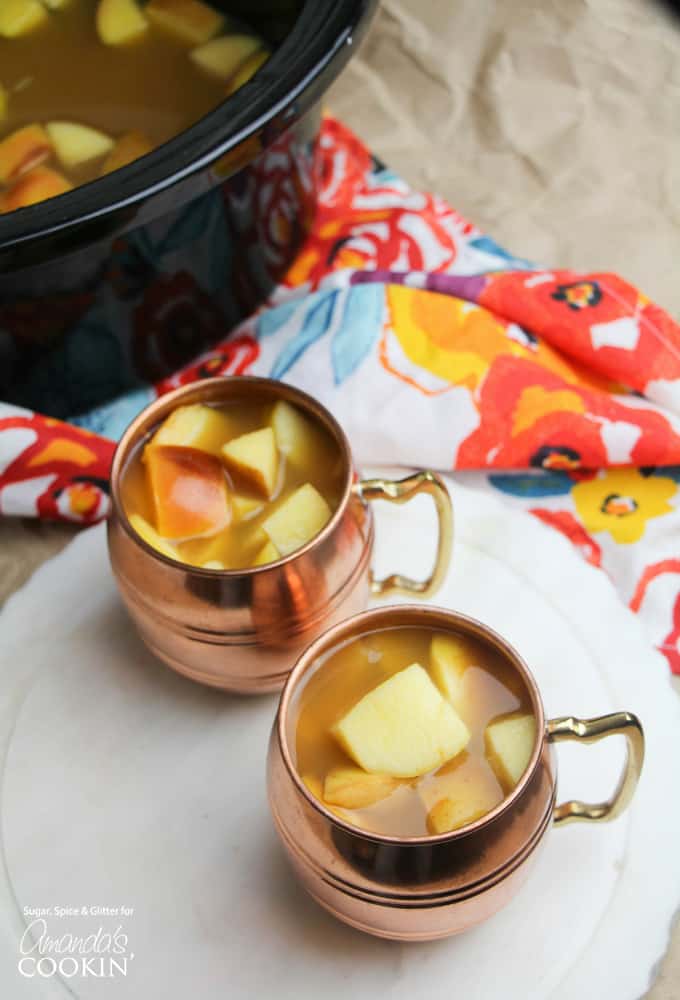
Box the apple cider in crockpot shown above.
[0,0,270,211]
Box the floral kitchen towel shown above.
[1,116,679,673]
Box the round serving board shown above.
[0,474,678,1000]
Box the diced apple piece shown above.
[190,33,263,81]
[47,122,114,170]
[225,48,270,96]
[302,774,323,801]
[323,767,399,809]
[262,483,331,557]
[0,125,52,184]
[146,0,223,45]
[269,400,321,468]
[151,403,233,458]
[144,445,230,540]
[332,663,470,779]
[420,756,502,834]
[1,166,72,212]
[100,129,153,175]
[231,493,263,521]
[0,0,48,37]
[96,0,148,45]
[430,633,474,708]
[202,560,225,570]
[221,427,278,499]
[485,714,537,790]
[128,513,178,560]
[253,539,280,566]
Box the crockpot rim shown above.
[0,0,376,254]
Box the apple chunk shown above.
[252,539,280,567]
[231,493,263,521]
[420,757,502,834]
[47,122,114,170]
[146,0,224,45]
[323,767,400,809]
[332,663,470,778]
[100,130,153,175]
[128,513,178,561]
[485,714,536,790]
[190,33,263,81]
[430,633,475,708]
[270,400,322,468]
[96,0,148,45]
[145,445,230,540]
[221,427,278,499]
[1,166,72,212]
[261,483,331,557]
[225,48,270,96]
[0,0,48,37]
[151,403,233,458]
[0,125,52,184]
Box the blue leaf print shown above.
[331,286,383,385]
[269,291,338,380]
[257,299,300,340]
[489,472,574,498]
[71,387,155,441]
[157,191,219,258]
[468,236,534,271]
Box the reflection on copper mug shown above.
[107,377,453,693]
[267,605,644,940]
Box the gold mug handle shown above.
[546,712,644,826]
[353,470,453,600]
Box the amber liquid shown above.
[120,399,345,569]
[294,626,533,837]
[0,0,229,188]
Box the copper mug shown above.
[267,604,645,940]
[107,377,453,693]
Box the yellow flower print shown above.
[572,469,677,544]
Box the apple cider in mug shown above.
[294,627,537,837]
[120,399,344,569]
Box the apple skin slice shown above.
[96,0,148,45]
[144,445,230,541]
[190,34,263,82]
[100,130,153,175]
[0,124,53,184]
[1,166,72,212]
[0,0,48,38]
[47,122,114,170]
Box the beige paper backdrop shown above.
[329,0,680,318]
[1,0,679,993]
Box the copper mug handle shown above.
[546,712,644,825]
[352,470,453,600]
